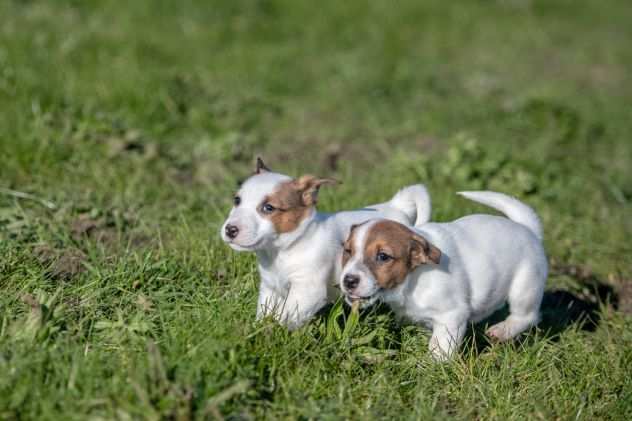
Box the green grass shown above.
[1,0,632,419]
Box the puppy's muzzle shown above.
[225,224,239,240]
[343,274,360,290]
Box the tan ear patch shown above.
[409,233,442,267]
[294,175,338,206]
[363,220,441,289]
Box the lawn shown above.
[1,0,631,419]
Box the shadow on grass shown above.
[540,262,619,334]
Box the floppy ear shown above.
[409,232,441,268]
[255,157,271,174]
[294,175,339,206]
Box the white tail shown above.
[389,184,432,226]
[457,191,543,241]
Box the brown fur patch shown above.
[260,180,310,234]
[342,224,362,268]
[258,175,337,234]
[363,220,441,289]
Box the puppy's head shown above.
[340,219,441,307]
[221,158,337,251]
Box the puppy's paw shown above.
[486,322,513,342]
[428,336,453,362]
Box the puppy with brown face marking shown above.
[340,191,548,360]
[220,158,432,329]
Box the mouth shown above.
[344,292,378,305]
[225,238,264,251]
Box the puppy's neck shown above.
[381,279,409,306]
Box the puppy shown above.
[221,158,432,329]
[340,191,547,360]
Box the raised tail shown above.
[457,191,543,241]
[389,184,432,226]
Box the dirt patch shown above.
[610,274,632,315]
[128,232,152,249]
[615,281,632,315]
[71,213,102,238]
[137,294,154,312]
[168,166,195,185]
[262,132,443,176]
[21,293,41,311]
[33,244,57,264]
[323,144,342,171]
[71,213,118,247]
[105,130,159,160]
[549,259,626,315]
[550,261,597,286]
[69,209,154,253]
[34,244,87,281]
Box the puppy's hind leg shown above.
[487,264,546,342]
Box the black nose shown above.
[343,274,360,290]
[225,224,239,239]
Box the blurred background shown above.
[2,0,630,265]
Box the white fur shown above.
[221,170,432,329]
[340,191,548,360]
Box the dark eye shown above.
[376,252,392,263]
[261,203,276,214]
[343,248,352,255]
[233,196,241,206]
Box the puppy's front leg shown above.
[429,316,467,361]
[280,281,328,330]
[256,281,285,320]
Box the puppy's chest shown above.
[385,291,437,328]
[258,262,290,293]
[392,300,434,327]
[258,251,331,292]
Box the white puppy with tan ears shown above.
[339,191,548,360]
[221,158,432,330]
